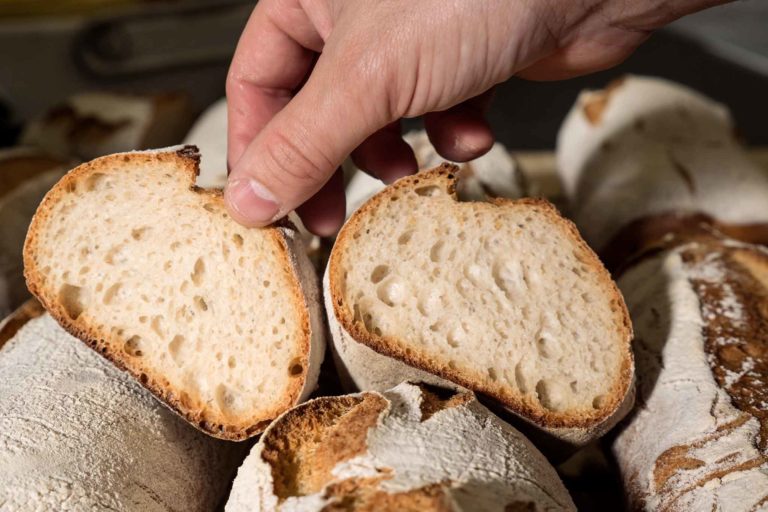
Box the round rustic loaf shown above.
[556,75,768,254]
[226,381,576,512]
[0,309,245,511]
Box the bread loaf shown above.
[23,145,325,440]
[182,97,228,189]
[0,149,72,316]
[226,381,576,511]
[614,238,768,511]
[326,165,634,451]
[0,308,245,511]
[345,129,525,214]
[21,92,195,161]
[556,75,768,258]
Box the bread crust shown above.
[226,382,576,511]
[23,145,322,440]
[614,238,768,510]
[0,297,45,350]
[327,164,634,432]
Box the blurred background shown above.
[0,0,767,148]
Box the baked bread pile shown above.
[557,75,768,511]
[0,76,764,511]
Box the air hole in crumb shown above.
[376,278,406,307]
[123,335,143,357]
[131,226,150,240]
[139,373,148,384]
[215,384,238,412]
[263,280,270,288]
[488,368,498,381]
[83,173,106,191]
[191,257,205,285]
[515,362,527,393]
[151,316,164,337]
[203,203,216,213]
[169,335,185,363]
[415,185,441,197]
[228,356,237,369]
[59,284,85,320]
[370,265,390,284]
[373,327,383,336]
[289,359,303,376]
[570,381,579,393]
[194,296,208,312]
[139,316,148,324]
[102,282,121,305]
[429,240,445,262]
[232,234,244,247]
[397,231,413,245]
[592,395,605,409]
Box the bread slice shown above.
[345,128,525,216]
[23,145,324,440]
[226,381,576,511]
[327,165,633,437]
[0,311,245,511]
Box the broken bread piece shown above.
[226,381,576,511]
[326,165,633,448]
[23,145,324,440]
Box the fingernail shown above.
[225,177,280,225]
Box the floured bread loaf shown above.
[345,129,525,215]
[556,75,768,256]
[0,310,245,511]
[182,97,228,189]
[0,149,72,316]
[21,92,194,161]
[615,238,768,511]
[326,165,634,449]
[226,381,576,511]
[23,145,324,440]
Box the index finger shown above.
[226,0,322,170]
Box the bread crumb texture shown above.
[329,166,633,428]
[615,238,768,511]
[23,146,318,439]
[0,314,244,511]
[226,382,575,511]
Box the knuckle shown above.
[260,130,334,188]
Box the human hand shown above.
[224,0,727,235]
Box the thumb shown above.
[224,59,386,227]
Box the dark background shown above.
[1,0,767,148]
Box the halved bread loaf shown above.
[23,145,324,440]
[326,165,634,448]
[0,308,245,510]
[226,381,576,511]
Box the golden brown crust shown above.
[601,211,768,274]
[23,145,312,440]
[0,298,45,350]
[328,165,634,430]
